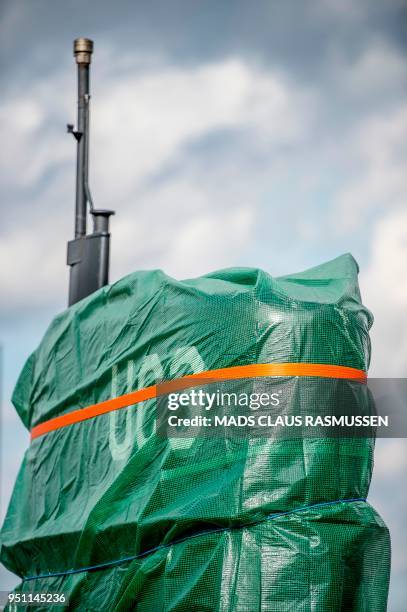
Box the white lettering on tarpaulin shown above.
[168,346,207,451]
[109,361,135,461]
[108,346,207,460]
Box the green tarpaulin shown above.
[0,254,390,610]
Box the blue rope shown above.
[23,497,366,582]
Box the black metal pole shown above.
[74,38,92,238]
[67,38,115,307]
[92,210,113,286]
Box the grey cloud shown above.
[1,0,406,86]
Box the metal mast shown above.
[67,38,114,306]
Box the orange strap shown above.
[30,363,366,440]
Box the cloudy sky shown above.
[0,0,406,607]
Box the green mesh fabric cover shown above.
[0,254,390,611]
